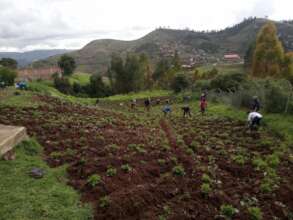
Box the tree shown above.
[0,58,17,69]
[171,73,189,93]
[58,55,76,76]
[88,74,110,97]
[153,59,170,82]
[252,22,284,77]
[172,51,181,71]
[282,52,293,84]
[0,67,17,86]
[110,54,125,93]
[124,53,144,92]
[139,54,153,89]
[244,41,256,69]
[109,53,145,94]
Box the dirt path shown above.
[159,118,177,148]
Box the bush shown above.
[171,73,189,93]
[54,77,72,94]
[210,72,247,92]
[0,67,17,86]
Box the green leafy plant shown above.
[189,141,199,152]
[201,183,211,195]
[232,154,246,166]
[87,174,102,187]
[121,164,132,173]
[252,157,268,171]
[106,167,117,177]
[248,207,263,220]
[202,174,212,184]
[265,154,280,168]
[172,165,186,176]
[99,196,110,208]
[220,204,237,218]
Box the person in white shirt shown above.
[247,111,263,130]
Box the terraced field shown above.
[0,95,292,219]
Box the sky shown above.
[0,0,292,52]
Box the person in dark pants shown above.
[182,105,191,117]
[247,111,263,131]
[144,98,151,111]
[252,96,260,111]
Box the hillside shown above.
[34,18,293,74]
[0,49,73,67]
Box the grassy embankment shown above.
[0,139,92,220]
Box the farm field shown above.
[0,90,292,220]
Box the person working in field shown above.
[247,111,263,131]
[252,96,261,111]
[144,98,151,111]
[200,93,207,115]
[130,98,137,110]
[163,100,172,116]
[182,104,191,117]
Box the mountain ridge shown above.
[33,18,293,74]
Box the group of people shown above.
[130,93,208,117]
[130,94,263,132]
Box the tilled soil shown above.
[0,95,292,220]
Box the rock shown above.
[29,168,46,179]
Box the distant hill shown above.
[33,18,293,74]
[0,49,73,68]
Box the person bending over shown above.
[247,111,263,131]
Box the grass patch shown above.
[101,90,171,102]
[0,139,93,220]
[69,73,91,86]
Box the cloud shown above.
[0,0,292,52]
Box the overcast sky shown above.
[0,0,292,52]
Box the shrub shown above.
[172,165,186,176]
[106,167,117,177]
[54,76,72,94]
[201,183,212,195]
[248,207,263,220]
[121,164,132,173]
[220,204,237,218]
[99,196,110,208]
[0,67,17,86]
[171,73,190,93]
[87,174,102,187]
[210,72,247,92]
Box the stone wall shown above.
[17,67,61,81]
